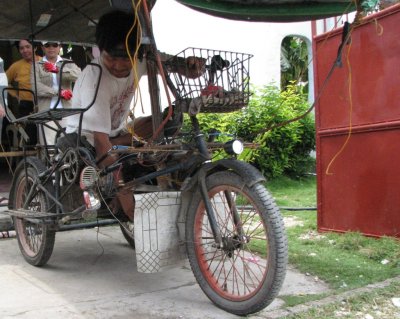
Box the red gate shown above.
[313,4,400,238]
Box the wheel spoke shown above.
[188,171,287,314]
[194,186,269,299]
[13,162,55,266]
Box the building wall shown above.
[152,0,312,89]
[142,0,317,115]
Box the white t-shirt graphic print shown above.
[66,56,146,146]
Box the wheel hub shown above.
[222,234,249,256]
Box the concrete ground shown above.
[0,168,329,319]
[0,221,329,319]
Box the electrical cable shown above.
[325,3,385,175]
[91,222,105,265]
[325,37,353,175]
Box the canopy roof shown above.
[176,0,357,22]
[0,0,107,45]
[0,0,357,45]
[0,0,155,45]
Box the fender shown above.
[181,158,266,192]
[205,159,266,187]
[8,157,49,210]
[177,159,266,243]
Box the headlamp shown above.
[224,139,244,155]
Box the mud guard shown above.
[176,159,266,243]
[182,159,265,192]
[8,156,48,210]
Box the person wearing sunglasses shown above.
[31,41,81,144]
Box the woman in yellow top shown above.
[6,39,40,145]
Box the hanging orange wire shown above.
[324,2,385,175]
[325,37,354,175]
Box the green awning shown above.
[0,0,362,45]
[175,0,357,22]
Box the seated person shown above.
[65,10,205,221]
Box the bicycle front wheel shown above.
[186,171,288,315]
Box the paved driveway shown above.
[0,225,329,319]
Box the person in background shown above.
[0,103,4,151]
[66,10,205,221]
[6,39,40,145]
[0,57,8,141]
[32,41,81,144]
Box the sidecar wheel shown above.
[120,221,135,249]
[11,159,56,266]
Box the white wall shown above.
[134,0,314,116]
[151,0,312,88]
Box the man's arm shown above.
[93,131,116,168]
[93,131,125,191]
[0,104,5,117]
[109,133,132,146]
[110,116,153,146]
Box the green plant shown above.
[180,112,237,160]
[282,282,400,319]
[181,84,316,178]
[281,36,309,93]
[238,84,316,178]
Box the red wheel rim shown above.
[193,185,269,301]
[14,175,45,257]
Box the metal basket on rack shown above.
[166,48,253,114]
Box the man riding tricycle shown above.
[4,0,363,315]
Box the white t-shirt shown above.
[66,56,146,145]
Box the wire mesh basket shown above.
[166,48,253,114]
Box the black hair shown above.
[95,10,139,55]
[14,39,40,50]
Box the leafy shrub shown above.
[183,83,316,178]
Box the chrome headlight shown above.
[224,139,244,155]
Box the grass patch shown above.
[280,292,330,308]
[287,219,400,290]
[281,282,400,319]
[267,175,316,208]
[265,175,400,302]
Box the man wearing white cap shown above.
[31,41,81,144]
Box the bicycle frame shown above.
[1,3,288,316]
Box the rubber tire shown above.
[12,158,56,266]
[120,221,135,249]
[186,171,288,316]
